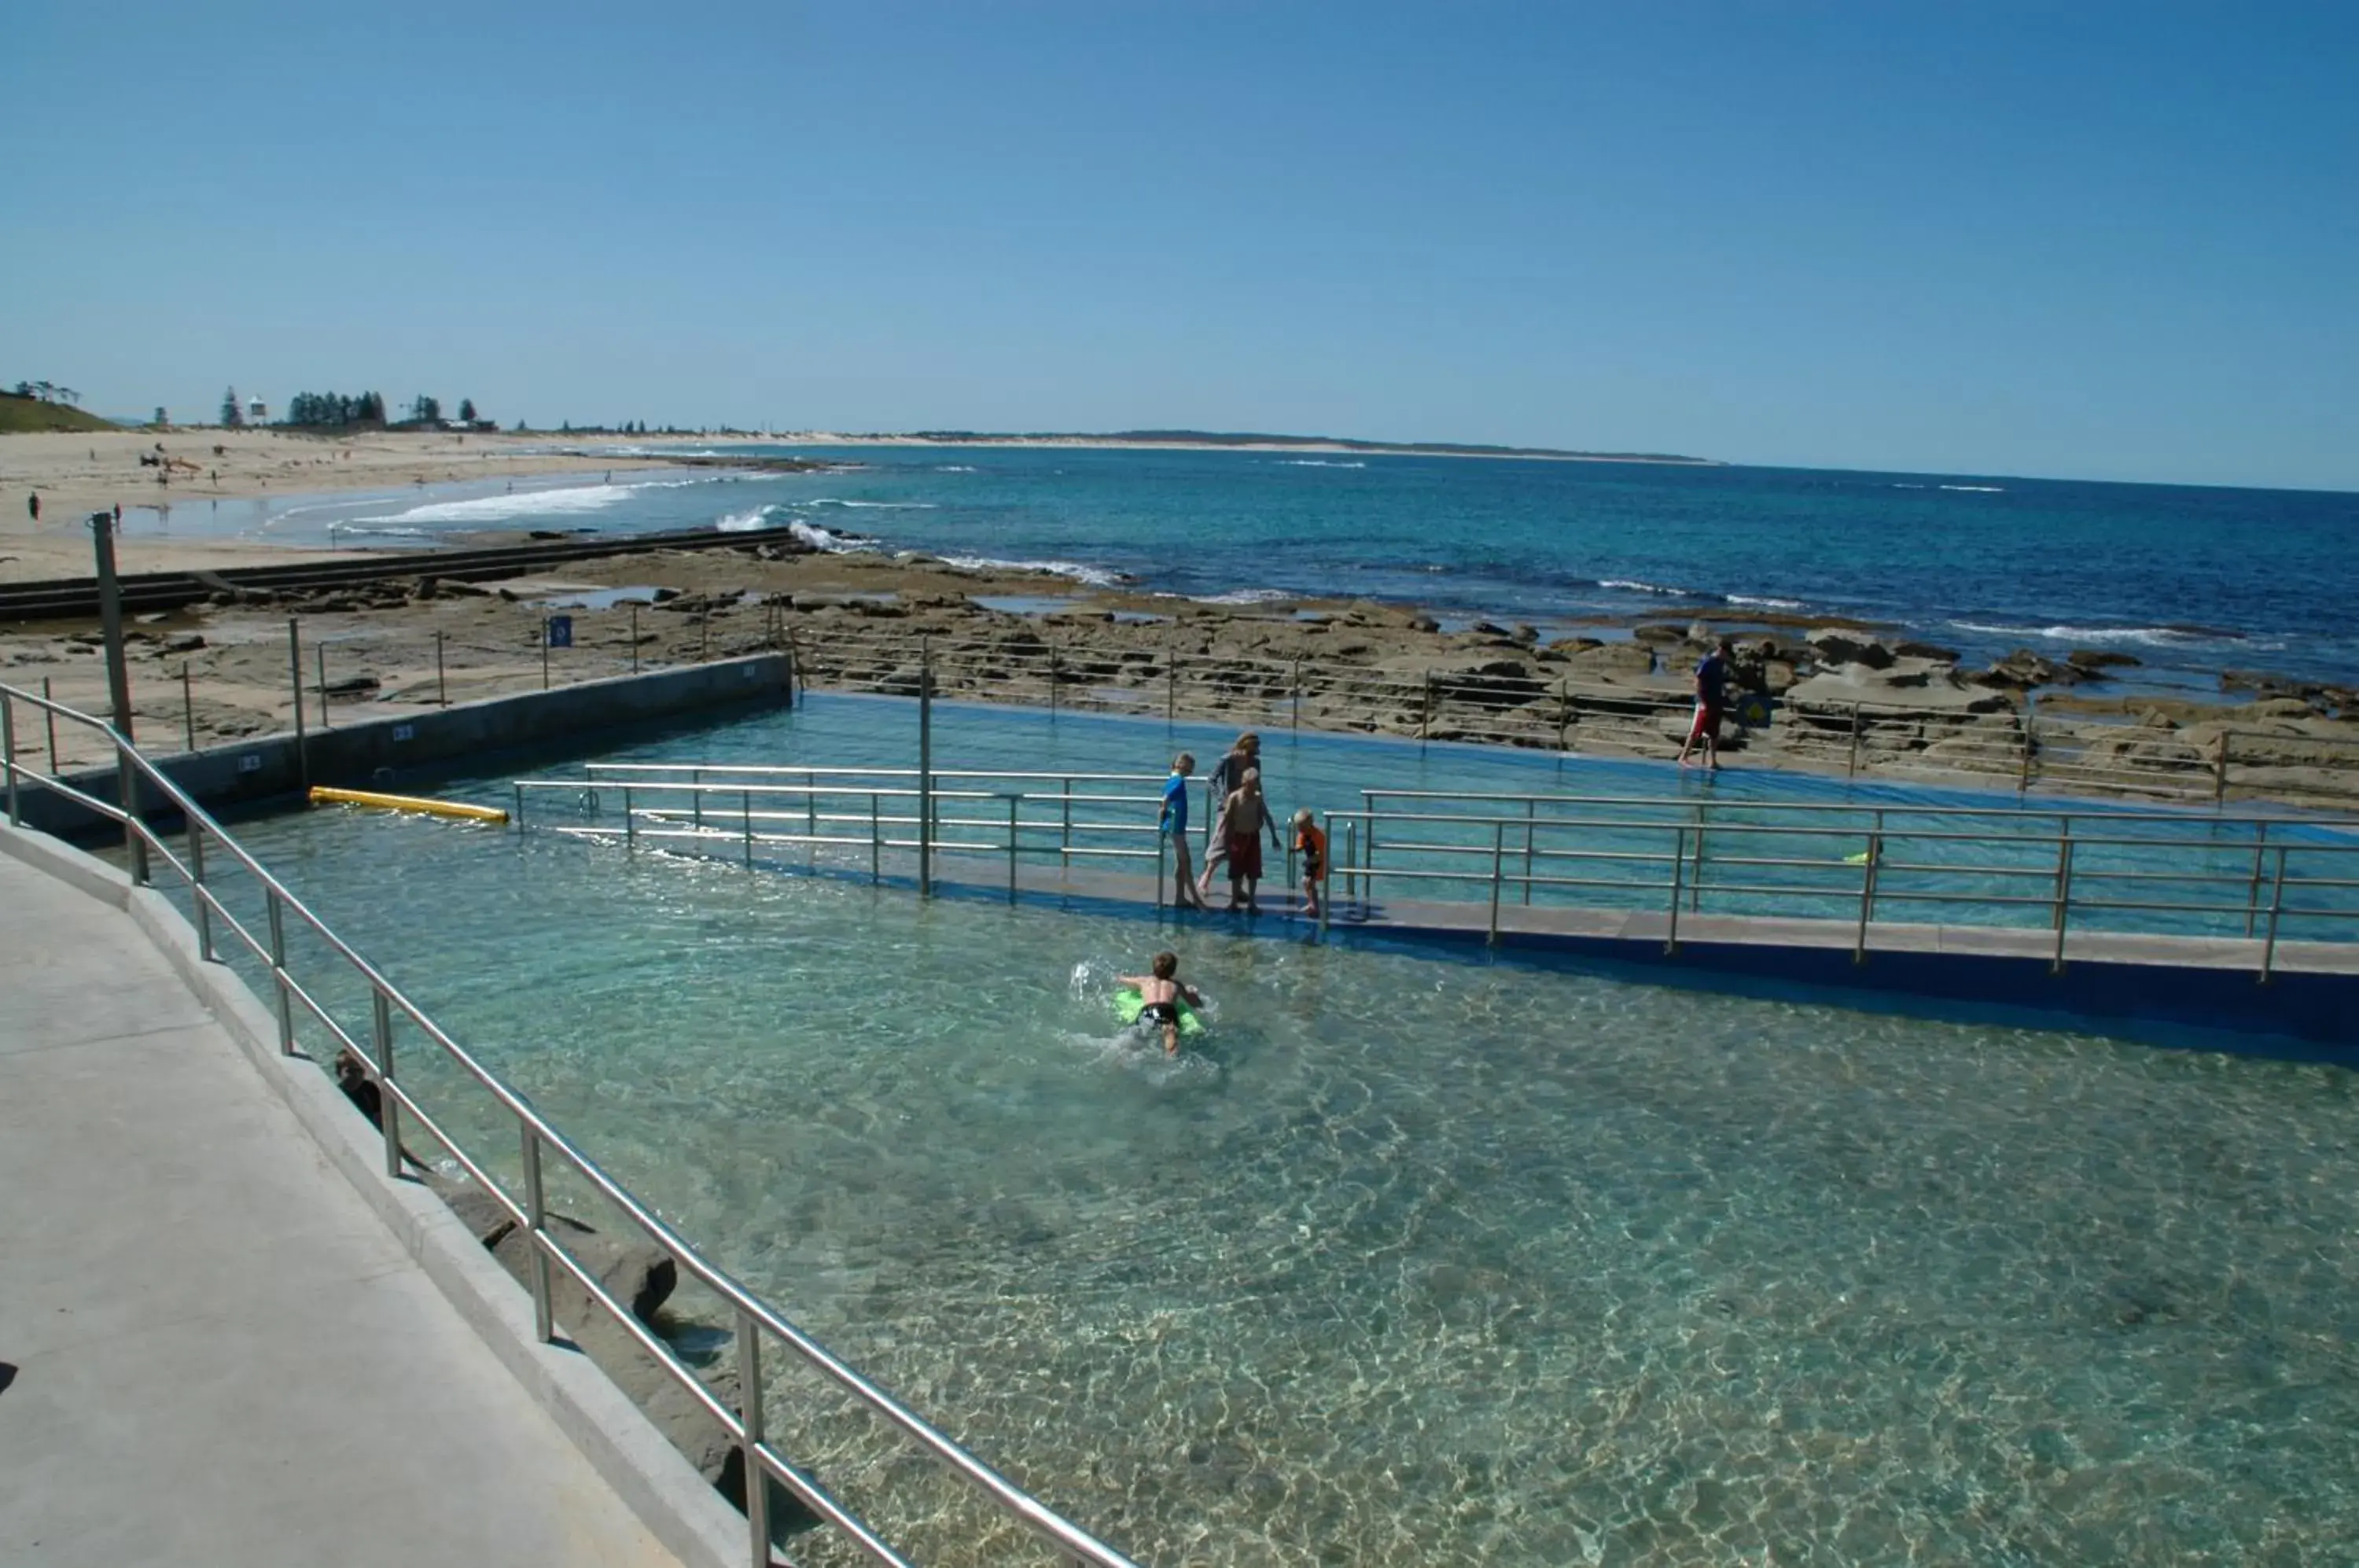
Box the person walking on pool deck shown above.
[1118,951,1205,1055]
[1196,731,1262,896]
[1161,753,1210,910]
[1677,637,1736,771]
[1212,767,1283,913]
[1290,808,1328,920]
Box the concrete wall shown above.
[9,653,790,837]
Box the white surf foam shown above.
[1938,484,2005,493]
[940,554,1124,587]
[1725,594,1805,611]
[1599,578,1695,598]
[799,498,938,510]
[1947,620,2219,647]
[1275,458,1367,469]
[1191,587,1296,605]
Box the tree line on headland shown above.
[264,390,484,431]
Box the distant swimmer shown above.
[1117,951,1205,1056]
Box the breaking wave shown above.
[940,554,1125,587]
[1946,620,2242,647]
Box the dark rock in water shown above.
[1408,614,1441,634]
[1893,640,1961,663]
[1806,628,1895,669]
[1511,623,1540,645]
[1467,619,1507,638]
[2068,649,2140,671]
[1631,622,1689,645]
[651,586,683,603]
[528,528,569,539]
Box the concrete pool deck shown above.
[0,841,728,1566]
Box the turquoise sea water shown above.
[178,698,2359,1565]
[124,446,2359,696]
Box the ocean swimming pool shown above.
[183,698,2359,1564]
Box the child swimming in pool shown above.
[1117,951,1205,1056]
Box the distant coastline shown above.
[764,429,1720,466]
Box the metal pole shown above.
[1557,685,1570,752]
[289,620,308,789]
[1420,673,1433,743]
[692,767,705,829]
[42,677,58,772]
[1061,778,1072,867]
[1050,642,1060,717]
[542,617,551,690]
[624,786,636,848]
[738,1309,769,1567]
[918,639,933,896]
[701,609,710,663]
[2019,705,2035,793]
[90,512,135,742]
[189,819,212,960]
[1344,819,1358,912]
[316,643,329,729]
[870,793,880,884]
[2245,822,2269,938]
[116,737,149,885]
[520,1127,554,1342]
[1319,812,1333,933]
[1292,658,1302,731]
[1853,831,1881,964]
[1166,643,1176,725]
[182,664,196,753]
[2214,731,2230,806]
[1007,795,1019,901]
[629,606,639,675]
[1665,825,1687,953]
[1487,822,1504,945]
[2260,845,2287,983]
[1690,803,1706,913]
[1523,798,1536,905]
[1847,704,1861,779]
[743,790,754,867]
[1,697,17,825]
[2050,830,2075,974]
[370,989,402,1179]
[435,629,447,705]
[267,889,295,1053]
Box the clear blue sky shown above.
[6,2,2353,489]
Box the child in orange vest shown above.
[1291,809,1327,920]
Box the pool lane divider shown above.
[9,653,792,839]
[309,786,509,823]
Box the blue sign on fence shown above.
[547,614,573,649]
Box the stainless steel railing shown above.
[0,679,1144,1568]
[1315,790,2359,977]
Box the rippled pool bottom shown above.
[190,753,2359,1568]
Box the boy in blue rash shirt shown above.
[1161,753,1210,910]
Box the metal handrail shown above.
[0,679,1143,1568]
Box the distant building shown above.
[247,397,268,424]
[153,407,167,427]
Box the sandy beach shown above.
[0,428,698,582]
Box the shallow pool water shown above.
[181,698,2359,1565]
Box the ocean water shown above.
[171,696,2359,1565]
[126,447,2359,697]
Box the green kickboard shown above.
[1114,988,1205,1036]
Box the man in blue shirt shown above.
[1676,638,1736,771]
[1161,753,1209,909]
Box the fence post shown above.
[1319,812,1334,933]
[182,664,196,753]
[738,1310,769,1568]
[1049,642,1060,717]
[2260,845,2287,983]
[701,608,711,663]
[870,793,881,883]
[2214,731,2230,806]
[918,639,934,896]
[2049,829,2075,974]
[1665,825,1687,953]
[1166,642,1177,726]
[629,606,640,675]
[2019,704,2036,793]
[1523,798,1536,905]
[116,737,149,885]
[267,889,294,1052]
[189,820,212,960]
[435,629,448,705]
[1487,822,1504,946]
[1293,658,1302,731]
[1420,672,1433,743]
[1006,794,1020,902]
[541,615,552,690]
[520,1127,554,1343]
[370,989,402,1179]
[2244,821,2269,937]
[1060,777,1072,867]
[316,642,330,730]
[1853,830,1882,963]
[289,620,309,789]
[1847,703,1862,779]
[1557,684,1571,752]
[742,790,754,867]
[42,676,58,772]
[1,695,17,826]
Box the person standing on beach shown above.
[1677,637,1735,770]
[1161,753,1209,910]
[1196,732,1261,896]
[25,492,38,524]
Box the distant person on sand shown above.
[1161,753,1209,910]
[25,493,36,524]
[1212,767,1282,913]
[1677,637,1735,771]
[1290,808,1327,920]
[1118,951,1204,1056]
[1196,731,1261,896]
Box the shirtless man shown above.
[1213,767,1283,914]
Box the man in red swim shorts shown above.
[1676,637,1735,771]
[1213,767,1283,913]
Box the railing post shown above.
[43,677,59,773]
[1319,812,1334,933]
[1847,703,1861,779]
[2245,821,2269,938]
[289,618,309,790]
[1523,798,1536,904]
[1049,641,1060,717]
[267,889,295,1053]
[520,1126,555,1342]
[1292,658,1301,731]
[918,639,934,896]
[1690,803,1706,914]
[436,628,449,705]
[738,1309,769,1567]
[1665,825,1687,953]
[2260,845,2287,983]
[2050,831,2076,974]
[189,819,213,960]
[624,786,636,848]
[1419,672,1433,743]
[370,988,402,1179]
[182,663,196,753]
[2,694,17,826]
[1853,831,1881,964]
[1006,794,1020,901]
[117,738,149,885]
[1487,822,1504,945]
[692,766,705,829]
[1058,777,1073,868]
[870,793,881,884]
[317,642,330,730]
[2018,705,2035,793]
[743,790,754,867]
[1165,644,1176,726]
[2214,731,2231,806]
[1344,819,1358,912]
